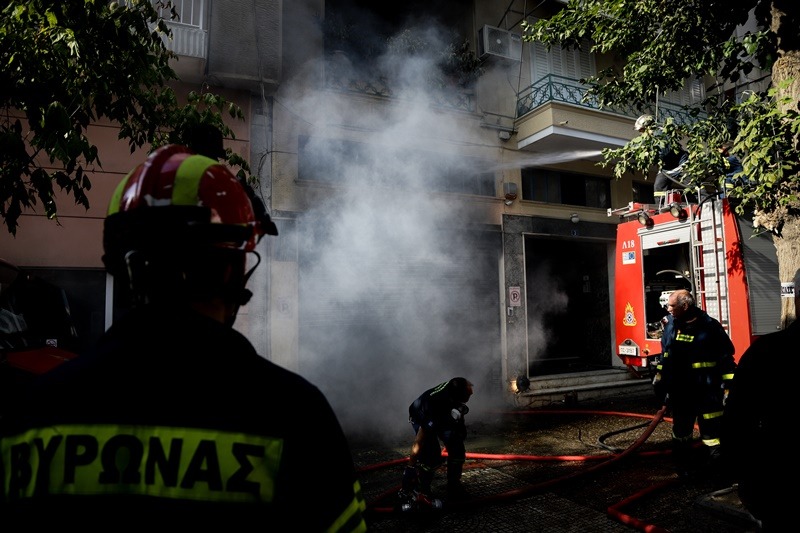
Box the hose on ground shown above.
[362,403,670,528]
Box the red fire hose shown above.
[361,404,679,532]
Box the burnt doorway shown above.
[524,236,611,375]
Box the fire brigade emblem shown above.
[623,302,637,326]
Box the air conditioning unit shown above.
[478,25,522,62]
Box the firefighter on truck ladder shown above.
[633,114,689,202]
[0,138,367,531]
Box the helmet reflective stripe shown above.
[107,153,214,215]
[173,154,215,207]
[107,145,194,215]
[106,169,134,216]
[105,144,265,253]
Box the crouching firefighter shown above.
[0,140,367,531]
[398,377,474,511]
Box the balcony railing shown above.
[159,0,206,58]
[162,22,206,58]
[158,0,204,28]
[115,0,206,58]
[516,74,704,126]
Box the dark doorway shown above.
[524,237,611,375]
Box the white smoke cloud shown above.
[268,10,586,444]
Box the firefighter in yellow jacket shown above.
[0,141,367,531]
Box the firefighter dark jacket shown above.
[0,305,367,531]
[721,319,797,526]
[657,307,736,400]
[409,379,469,436]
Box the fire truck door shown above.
[639,224,693,330]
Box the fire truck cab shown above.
[609,188,780,372]
[1,259,80,415]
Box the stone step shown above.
[513,368,653,408]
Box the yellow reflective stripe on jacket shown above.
[691,361,717,369]
[675,333,694,342]
[429,380,449,396]
[2,425,282,503]
[721,372,734,381]
[326,480,368,533]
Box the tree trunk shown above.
[768,1,800,327]
[772,216,800,327]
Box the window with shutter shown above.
[529,19,595,83]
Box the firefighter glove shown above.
[652,373,667,405]
[451,404,469,422]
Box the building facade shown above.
[3,0,734,433]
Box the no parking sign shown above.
[508,286,521,307]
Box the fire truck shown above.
[608,187,780,373]
[1,259,80,414]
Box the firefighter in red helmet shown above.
[0,142,367,531]
[398,377,474,510]
[102,143,274,323]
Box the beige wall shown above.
[0,84,253,270]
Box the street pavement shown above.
[349,391,761,533]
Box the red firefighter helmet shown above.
[103,144,277,277]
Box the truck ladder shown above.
[689,192,730,333]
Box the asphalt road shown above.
[349,391,761,533]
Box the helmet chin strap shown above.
[225,251,261,327]
[121,247,261,327]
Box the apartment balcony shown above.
[157,0,282,92]
[513,74,702,158]
[160,19,206,84]
[163,22,206,59]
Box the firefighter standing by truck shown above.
[0,140,367,531]
[653,289,736,478]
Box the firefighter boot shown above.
[408,464,443,510]
[401,465,419,492]
[672,439,696,479]
[397,466,419,511]
[417,464,435,494]
[413,491,443,511]
[446,461,471,501]
[704,445,726,482]
[399,465,442,513]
